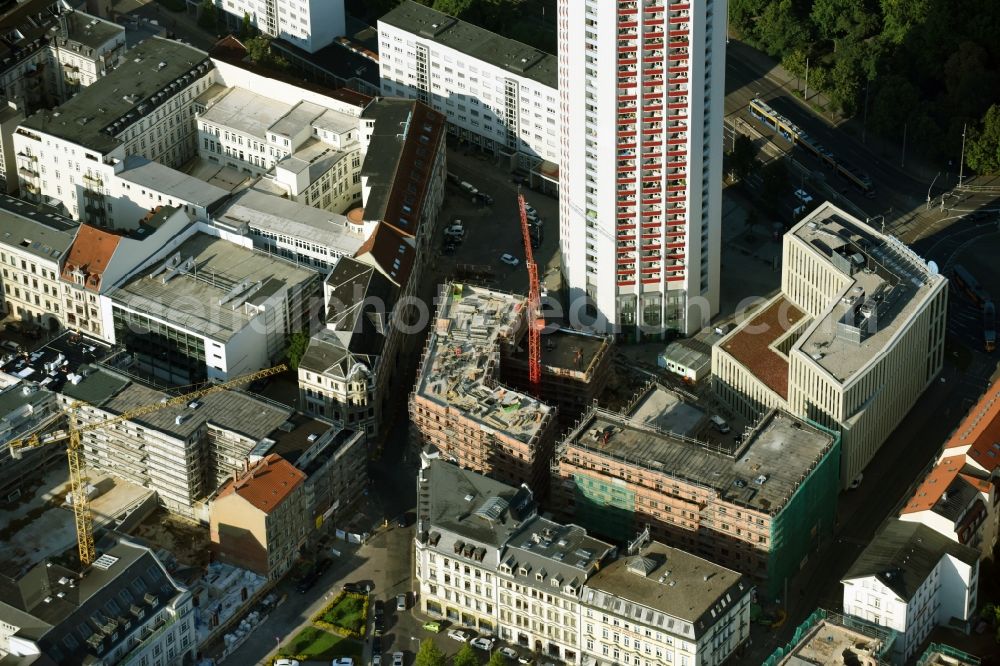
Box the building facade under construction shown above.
[409,283,557,493]
[551,391,841,598]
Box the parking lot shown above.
[432,148,562,298]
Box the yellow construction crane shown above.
[8,364,287,567]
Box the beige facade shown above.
[713,203,947,487]
[210,454,307,580]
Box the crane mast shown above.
[517,193,543,386]
[9,363,287,566]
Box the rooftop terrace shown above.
[791,205,945,383]
[561,408,837,515]
[414,283,552,443]
[719,296,805,400]
[773,611,896,665]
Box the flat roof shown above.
[21,37,210,153]
[0,196,76,263]
[118,156,229,209]
[414,283,553,444]
[269,100,326,137]
[217,188,366,257]
[720,295,805,400]
[791,204,945,383]
[562,408,837,515]
[780,614,896,665]
[98,381,291,441]
[583,541,748,637]
[507,327,610,379]
[1,332,113,395]
[627,384,706,437]
[60,10,123,51]
[199,86,292,138]
[108,231,316,341]
[380,0,557,89]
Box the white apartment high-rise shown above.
[558,0,726,337]
[212,0,345,54]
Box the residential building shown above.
[106,228,320,385]
[763,609,897,666]
[581,540,752,666]
[842,520,979,664]
[59,208,193,340]
[14,37,215,220]
[62,366,293,518]
[713,203,948,487]
[194,85,364,211]
[941,375,1000,481]
[378,1,560,173]
[209,0,345,55]
[210,453,308,580]
[299,257,397,438]
[557,0,726,337]
[358,98,447,273]
[0,535,196,666]
[261,420,368,527]
[0,382,61,503]
[409,284,558,493]
[0,194,76,332]
[211,187,367,273]
[414,459,614,663]
[900,455,996,559]
[553,398,840,598]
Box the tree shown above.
[286,330,310,370]
[197,0,217,31]
[729,134,756,181]
[240,12,253,39]
[760,160,790,214]
[452,644,478,666]
[415,639,446,666]
[432,0,474,17]
[486,651,507,666]
[966,104,1000,175]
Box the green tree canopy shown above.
[415,639,447,666]
[452,644,478,666]
[729,134,756,181]
[966,105,1000,175]
[286,330,310,370]
[197,0,217,31]
[486,651,507,666]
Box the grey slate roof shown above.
[843,520,979,602]
[583,542,751,640]
[0,196,76,263]
[324,256,396,354]
[0,535,186,666]
[298,329,379,381]
[500,518,613,591]
[380,0,557,89]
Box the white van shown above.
[460,181,478,195]
[710,415,730,433]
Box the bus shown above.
[952,265,991,308]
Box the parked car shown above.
[371,655,381,666]
[442,243,457,255]
[373,617,384,636]
[296,569,319,594]
[373,600,385,618]
[314,558,333,577]
[422,621,442,633]
[500,253,520,266]
[517,657,534,665]
[275,660,300,666]
[372,637,382,655]
[447,628,473,642]
[470,637,495,651]
[396,593,408,611]
[332,659,355,666]
[391,653,404,666]
[793,188,813,204]
[499,647,518,660]
[342,582,371,594]
[396,513,410,528]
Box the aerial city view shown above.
[0,0,998,665]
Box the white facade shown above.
[214,0,345,53]
[713,204,948,487]
[378,2,559,169]
[13,38,215,221]
[558,0,726,337]
[843,559,978,664]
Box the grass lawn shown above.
[318,593,367,635]
[278,626,362,661]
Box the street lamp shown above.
[926,172,941,210]
[959,123,968,187]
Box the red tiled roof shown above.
[943,377,1000,472]
[901,455,964,514]
[61,224,122,292]
[216,453,305,515]
[721,297,805,400]
[355,223,415,288]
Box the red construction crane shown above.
[517,192,543,386]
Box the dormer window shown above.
[518,566,529,577]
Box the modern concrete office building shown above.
[557,0,726,336]
[378,1,559,173]
[713,203,948,487]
